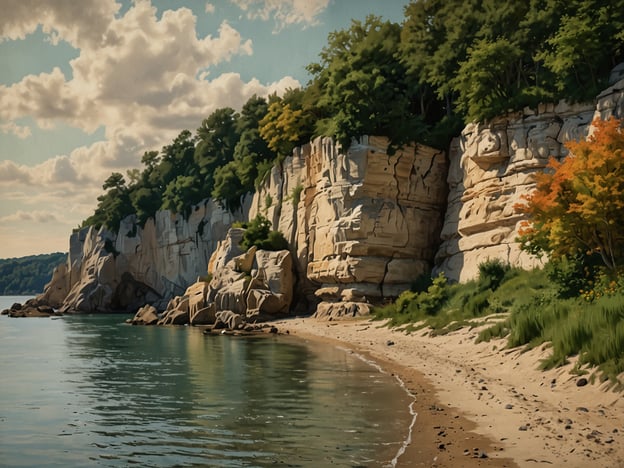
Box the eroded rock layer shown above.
[249,135,448,317]
[39,200,244,312]
[434,78,624,282]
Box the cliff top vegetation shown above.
[82,0,624,233]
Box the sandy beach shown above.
[272,316,624,467]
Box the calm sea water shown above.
[0,296,414,467]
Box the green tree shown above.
[401,0,483,118]
[239,214,289,251]
[212,162,244,212]
[194,107,240,196]
[82,172,134,231]
[211,96,277,210]
[309,15,427,151]
[453,38,524,121]
[130,186,161,226]
[259,88,315,156]
[537,0,624,100]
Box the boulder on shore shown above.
[2,298,60,318]
[131,229,295,329]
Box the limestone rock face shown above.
[147,228,295,327]
[246,249,293,319]
[46,200,243,313]
[44,77,624,318]
[434,78,624,282]
[249,136,448,318]
[44,133,446,318]
[39,262,70,308]
[131,304,159,325]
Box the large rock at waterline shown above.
[213,310,244,330]
[139,229,295,327]
[190,304,216,325]
[131,304,159,325]
[158,295,190,325]
[2,298,60,318]
[246,249,293,319]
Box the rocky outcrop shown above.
[40,200,244,313]
[135,228,294,327]
[1,298,60,318]
[41,78,624,317]
[250,135,448,318]
[39,136,448,318]
[434,78,624,282]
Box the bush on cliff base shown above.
[235,214,289,252]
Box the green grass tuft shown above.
[374,262,624,385]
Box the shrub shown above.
[240,214,289,252]
[477,259,510,291]
[546,254,596,299]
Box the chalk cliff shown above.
[40,200,244,312]
[249,135,448,317]
[435,78,624,281]
[40,79,624,316]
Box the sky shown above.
[0,0,410,259]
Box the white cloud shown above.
[0,210,61,223]
[0,121,31,139]
[205,2,215,13]
[0,1,300,187]
[230,0,330,32]
[0,0,303,256]
[0,160,32,184]
[0,0,121,48]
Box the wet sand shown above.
[272,316,624,467]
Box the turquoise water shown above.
[0,297,414,467]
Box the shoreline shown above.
[272,316,624,467]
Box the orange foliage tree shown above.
[517,117,624,270]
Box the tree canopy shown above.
[82,0,624,233]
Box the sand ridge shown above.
[271,316,624,467]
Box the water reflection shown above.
[1,315,412,467]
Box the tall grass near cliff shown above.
[373,262,624,386]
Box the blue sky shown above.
[0,0,410,258]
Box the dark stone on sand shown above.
[386,340,395,346]
[576,378,588,387]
